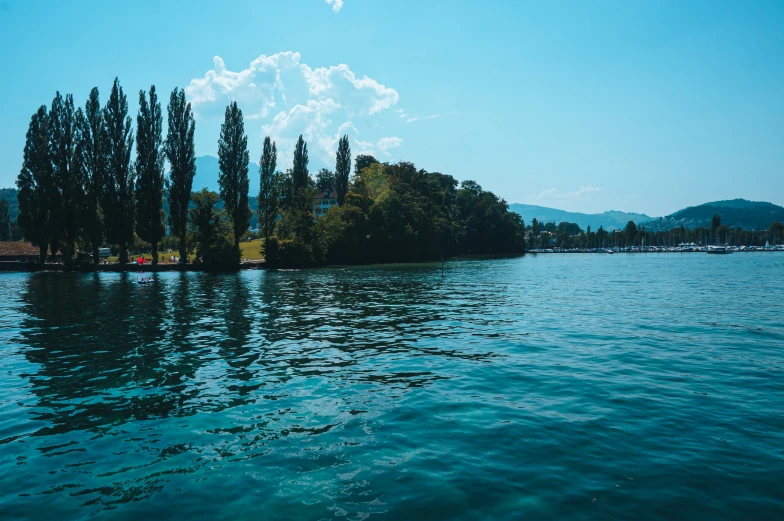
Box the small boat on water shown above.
[707,246,733,255]
[136,277,155,284]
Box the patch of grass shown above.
[103,241,265,264]
[240,239,265,261]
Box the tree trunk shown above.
[39,244,47,264]
[151,241,158,265]
[179,235,187,264]
[119,241,127,265]
[93,246,100,266]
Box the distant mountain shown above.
[193,155,260,195]
[642,199,784,231]
[508,203,653,231]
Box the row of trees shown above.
[16,79,196,265]
[16,79,527,269]
[529,215,784,249]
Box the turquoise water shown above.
[1,254,783,520]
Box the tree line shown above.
[529,214,784,249]
[16,79,196,266]
[15,79,526,269]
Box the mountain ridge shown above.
[508,204,654,231]
[643,198,784,231]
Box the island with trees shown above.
[10,79,527,271]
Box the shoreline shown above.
[0,260,267,273]
[529,248,782,254]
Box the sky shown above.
[0,0,782,217]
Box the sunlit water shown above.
[1,254,783,520]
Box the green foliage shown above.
[334,134,351,205]
[292,135,309,191]
[103,78,135,264]
[9,220,24,241]
[189,189,239,270]
[354,154,378,177]
[0,189,19,221]
[134,85,165,264]
[271,159,526,268]
[263,236,279,264]
[275,237,315,268]
[217,101,251,253]
[17,106,54,261]
[625,220,638,242]
[316,168,335,191]
[0,197,10,241]
[77,87,107,264]
[258,136,278,242]
[164,88,196,261]
[314,198,368,264]
[50,92,83,264]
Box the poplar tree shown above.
[17,106,55,262]
[164,88,196,262]
[50,92,82,265]
[0,197,10,241]
[258,136,277,243]
[134,86,165,264]
[334,134,351,205]
[292,134,309,192]
[103,78,135,264]
[78,87,107,264]
[217,101,251,255]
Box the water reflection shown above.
[13,267,498,516]
[3,256,784,520]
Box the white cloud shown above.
[536,185,603,200]
[352,136,403,157]
[186,51,402,168]
[325,0,344,13]
[398,109,441,124]
[377,137,403,155]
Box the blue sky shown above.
[1,0,782,216]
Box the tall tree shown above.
[49,92,82,265]
[334,134,351,205]
[258,136,278,243]
[217,101,251,254]
[0,197,10,241]
[78,87,107,264]
[103,78,135,264]
[624,220,638,246]
[292,134,309,191]
[711,214,721,244]
[134,86,165,265]
[17,107,55,261]
[164,87,196,262]
[711,214,721,231]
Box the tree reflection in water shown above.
[11,267,497,516]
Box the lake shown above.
[1,254,783,520]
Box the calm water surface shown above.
[1,254,783,520]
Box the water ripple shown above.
[0,255,783,520]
